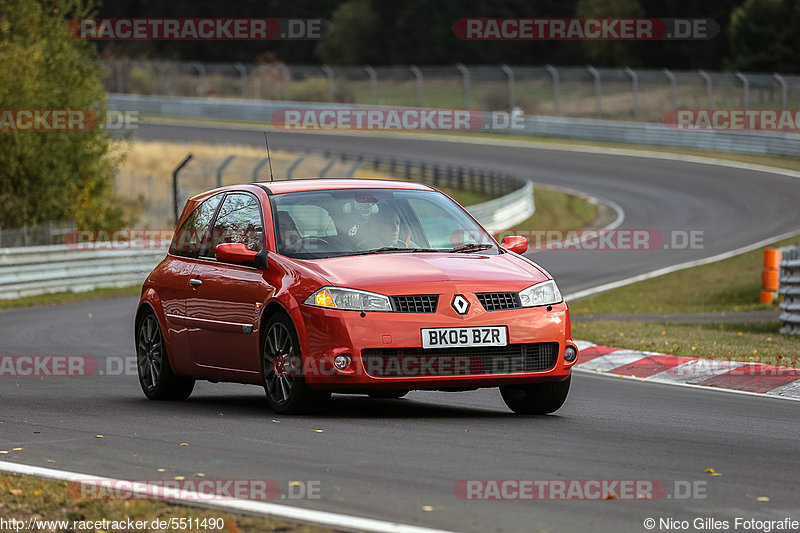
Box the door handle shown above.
[189,278,203,287]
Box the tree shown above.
[729,0,799,72]
[574,0,645,66]
[316,0,380,65]
[0,0,124,229]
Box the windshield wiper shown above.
[447,243,494,253]
[349,247,439,256]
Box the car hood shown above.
[296,252,550,294]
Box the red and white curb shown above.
[572,341,800,400]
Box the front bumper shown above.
[295,300,577,390]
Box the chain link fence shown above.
[102,60,800,123]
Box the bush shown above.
[0,0,125,229]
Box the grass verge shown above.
[0,473,332,533]
[575,321,800,366]
[0,286,142,311]
[570,235,800,315]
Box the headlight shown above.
[304,287,392,312]
[518,280,562,307]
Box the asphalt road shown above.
[2,125,799,532]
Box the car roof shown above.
[258,178,434,195]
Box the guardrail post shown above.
[172,154,193,226]
[286,155,305,179]
[148,175,153,204]
[364,65,378,105]
[456,63,470,109]
[773,73,787,110]
[663,68,677,110]
[698,70,713,108]
[190,61,207,97]
[586,66,601,118]
[234,63,248,98]
[404,160,411,180]
[410,65,423,107]
[735,71,750,111]
[545,65,560,116]
[624,67,639,121]
[500,64,516,111]
[321,65,335,102]
[112,60,124,93]
[217,155,236,187]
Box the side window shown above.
[406,197,463,249]
[169,194,222,258]
[203,193,264,259]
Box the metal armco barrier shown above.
[108,93,800,158]
[0,245,165,300]
[779,245,800,335]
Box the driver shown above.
[358,203,406,249]
[276,211,303,253]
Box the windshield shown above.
[272,188,497,259]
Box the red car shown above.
[135,179,578,414]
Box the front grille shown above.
[361,342,559,377]
[391,295,439,313]
[477,292,521,311]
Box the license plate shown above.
[422,327,507,349]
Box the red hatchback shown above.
[135,179,578,414]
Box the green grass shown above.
[0,286,141,311]
[570,235,800,315]
[0,473,332,533]
[575,321,800,366]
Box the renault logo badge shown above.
[451,295,470,315]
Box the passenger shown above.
[277,211,303,253]
[358,204,406,249]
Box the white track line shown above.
[0,461,456,533]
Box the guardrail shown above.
[779,245,800,335]
[0,245,164,300]
[108,93,800,158]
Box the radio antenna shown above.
[264,131,275,183]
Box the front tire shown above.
[136,310,194,401]
[261,313,330,414]
[500,375,571,415]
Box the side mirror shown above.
[500,235,528,254]
[216,243,258,265]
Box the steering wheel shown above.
[301,236,333,249]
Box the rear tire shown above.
[500,375,571,415]
[368,390,409,399]
[136,310,194,401]
[261,313,330,414]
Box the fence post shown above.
[456,63,470,109]
[773,73,787,110]
[281,64,292,100]
[217,155,236,188]
[172,154,193,226]
[321,65,335,102]
[252,158,269,182]
[156,61,167,95]
[189,62,207,97]
[410,65,424,106]
[234,62,248,98]
[772,72,786,109]
[287,155,305,179]
[698,70,713,108]
[500,64,515,111]
[624,67,639,121]
[663,68,677,110]
[586,65,602,118]
[364,65,378,105]
[735,71,750,111]
[545,65,560,116]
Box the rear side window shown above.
[202,193,264,259]
[169,194,222,258]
